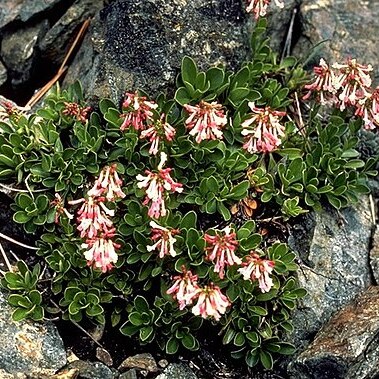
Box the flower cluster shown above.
[62,101,91,123]
[204,226,241,279]
[120,91,158,131]
[167,267,230,321]
[238,253,275,293]
[184,101,227,143]
[87,164,126,201]
[166,267,199,310]
[241,102,287,153]
[51,193,74,224]
[140,114,176,155]
[304,58,378,129]
[147,221,180,258]
[246,0,284,19]
[166,228,276,320]
[67,165,125,272]
[136,152,183,218]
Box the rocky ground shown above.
[0,0,379,378]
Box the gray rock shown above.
[0,290,66,376]
[67,360,114,379]
[266,0,297,54]
[288,196,373,348]
[1,20,49,87]
[288,286,379,379]
[0,369,27,379]
[293,0,379,81]
[118,352,158,373]
[155,363,197,379]
[0,0,63,30]
[39,0,103,67]
[370,226,379,284]
[0,60,7,86]
[119,369,137,379]
[96,347,113,367]
[64,0,251,104]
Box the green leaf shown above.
[249,306,268,316]
[129,312,144,326]
[180,211,197,230]
[260,350,273,370]
[182,56,198,85]
[29,290,42,305]
[206,67,225,91]
[16,193,33,209]
[13,211,32,223]
[277,342,296,355]
[217,202,231,221]
[229,88,250,104]
[226,180,250,200]
[233,332,246,347]
[99,98,117,115]
[182,334,197,350]
[12,308,29,321]
[175,87,192,106]
[0,154,16,167]
[222,328,236,345]
[166,338,179,354]
[120,322,139,337]
[245,349,259,367]
[140,326,154,342]
[134,295,149,313]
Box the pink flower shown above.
[303,58,337,104]
[246,0,284,19]
[241,102,286,153]
[355,87,379,130]
[184,101,227,143]
[204,226,241,279]
[166,267,199,310]
[136,152,183,218]
[87,164,126,201]
[120,92,158,131]
[238,253,275,293]
[62,102,91,123]
[147,221,180,258]
[68,196,114,239]
[82,229,120,273]
[191,284,230,321]
[333,59,373,110]
[51,193,73,224]
[140,114,176,155]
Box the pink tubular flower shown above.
[87,164,126,201]
[82,229,120,273]
[184,101,227,143]
[140,114,176,155]
[333,58,373,110]
[238,253,275,293]
[136,152,183,218]
[303,58,337,104]
[241,102,286,153]
[191,284,230,321]
[166,267,199,310]
[120,91,158,131]
[204,226,241,279]
[68,196,114,239]
[355,87,379,130]
[51,193,73,224]
[246,0,284,19]
[147,221,180,258]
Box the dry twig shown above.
[0,241,12,272]
[25,19,91,108]
[0,232,38,250]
